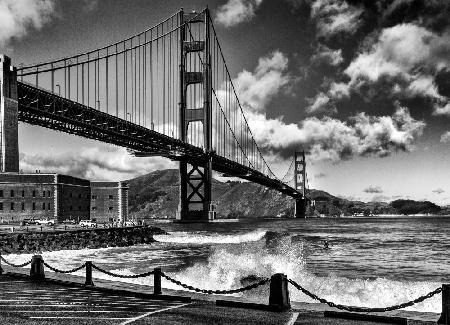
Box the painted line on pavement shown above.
[30,317,131,320]
[119,302,192,325]
[286,312,299,325]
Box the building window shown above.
[21,190,25,197]
[78,206,81,211]
[32,202,36,210]
[21,202,25,211]
[109,195,114,200]
[43,191,46,197]
[10,202,14,211]
[48,190,51,197]
[92,207,97,211]
[32,190,36,198]
[42,202,45,210]
[69,192,72,198]
[48,203,50,210]
[70,206,73,211]
[92,195,97,200]
[0,202,3,210]
[10,190,14,198]
[79,194,82,198]
[0,190,3,197]
[109,207,114,211]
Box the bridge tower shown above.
[0,55,19,173]
[294,151,306,218]
[177,9,216,222]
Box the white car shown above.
[124,221,135,227]
[79,220,97,227]
[35,219,56,226]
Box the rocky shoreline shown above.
[0,226,167,254]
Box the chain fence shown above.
[91,263,155,279]
[0,255,32,268]
[288,278,442,313]
[160,271,270,295]
[42,262,86,274]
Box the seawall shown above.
[0,226,167,254]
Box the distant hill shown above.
[126,169,446,219]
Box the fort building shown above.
[0,173,128,224]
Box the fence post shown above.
[269,273,290,311]
[30,255,45,280]
[154,267,162,295]
[85,261,94,286]
[438,284,450,324]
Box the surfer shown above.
[323,240,330,250]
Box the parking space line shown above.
[30,317,131,320]
[119,302,192,325]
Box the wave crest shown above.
[154,229,267,244]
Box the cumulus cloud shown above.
[306,91,337,114]
[363,185,383,194]
[440,131,450,143]
[246,104,425,161]
[233,50,291,111]
[312,23,450,116]
[215,0,263,27]
[19,147,176,181]
[433,188,445,194]
[310,0,363,38]
[0,0,56,46]
[310,44,344,66]
[343,24,450,112]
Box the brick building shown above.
[0,173,128,224]
[90,181,129,223]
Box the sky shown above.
[0,0,449,205]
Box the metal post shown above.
[154,267,162,295]
[30,255,45,280]
[85,261,94,286]
[438,284,450,324]
[0,252,3,275]
[269,273,290,312]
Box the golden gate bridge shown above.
[2,8,309,221]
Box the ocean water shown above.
[5,216,450,313]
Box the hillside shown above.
[126,169,446,219]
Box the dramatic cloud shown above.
[306,91,337,115]
[310,44,344,66]
[310,0,363,38]
[233,50,291,111]
[0,0,56,46]
[432,188,445,195]
[19,147,176,181]
[215,0,263,27]
[344,24,450,113]
[246,105,425,161]
[440,131,450,143]
[363,185,383,194]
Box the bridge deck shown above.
[17,82,301,199]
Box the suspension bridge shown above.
[0,8,309,221]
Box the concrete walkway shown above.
[0,265,438,324]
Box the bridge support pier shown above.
[177,9,216,222]
[294,199,306,218]
[0,55,19,173]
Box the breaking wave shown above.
[154,229,267,244]
[3,231,442,314]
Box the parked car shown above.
[62,219,76,224]
[35,219,56,226]
[21,218,37,226]
[79,220,97,227]
[124,221,135,227]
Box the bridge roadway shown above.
[17,81,301,200]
